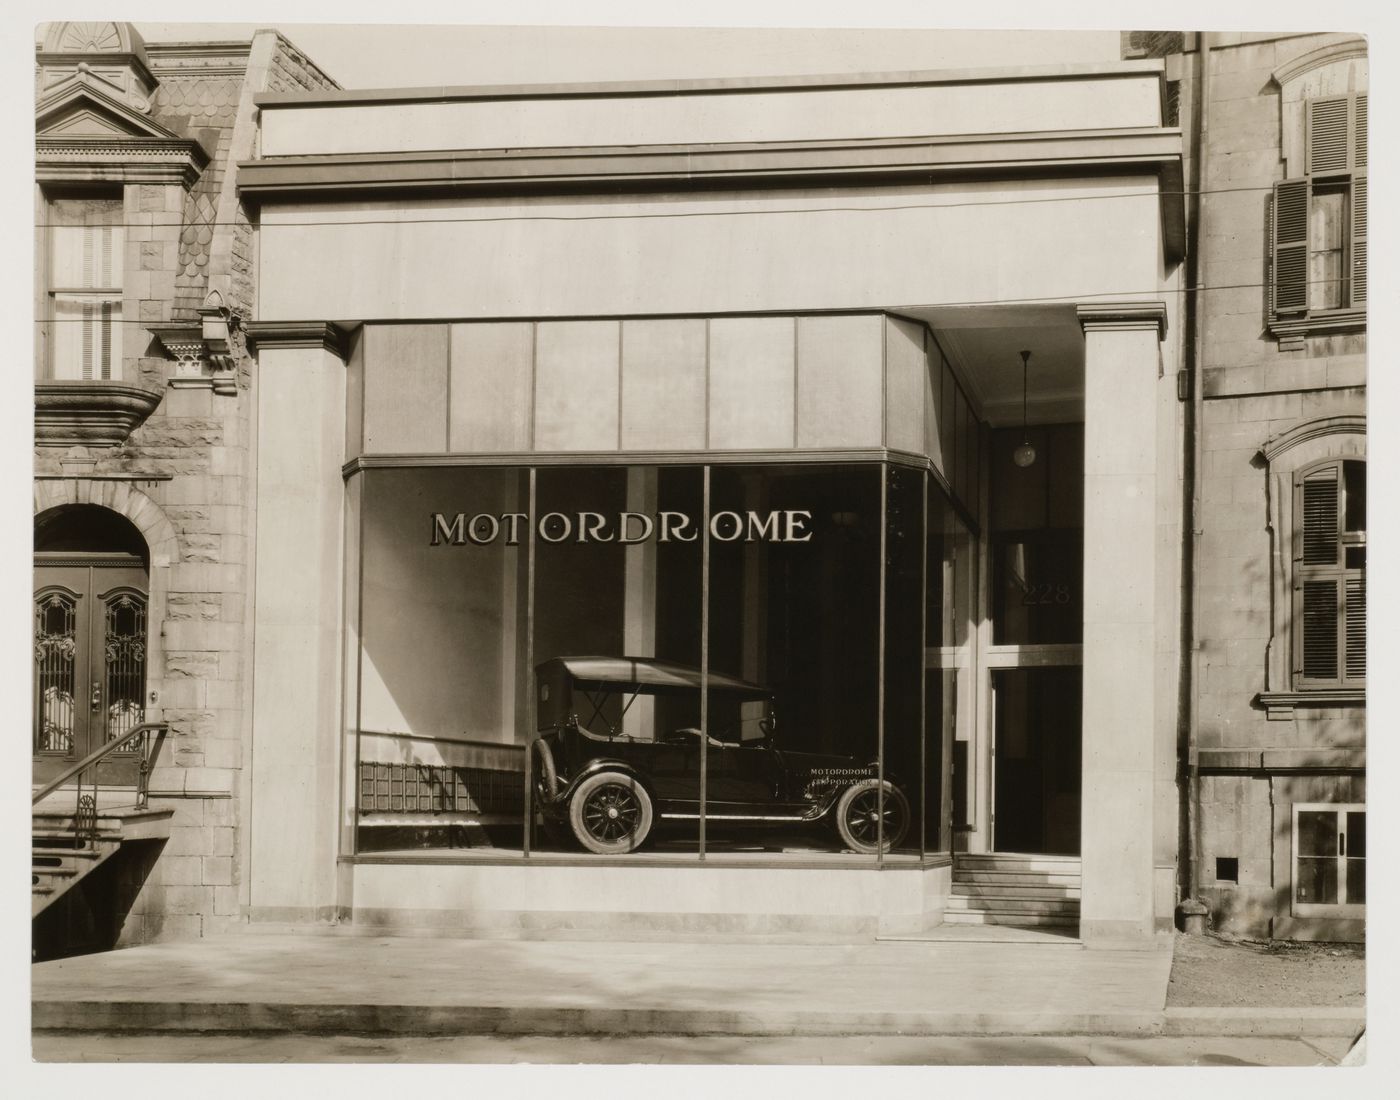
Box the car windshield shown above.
[572,683,772,745]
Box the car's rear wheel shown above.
[568,771,654,854]
[834,779,909,854]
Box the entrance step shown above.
[954,853,1081,873]
[946,852,1080,931]
[945,896,1078,916]
[952,870,1082,888]
[942,910,1079,927]
[951,880,1081,898]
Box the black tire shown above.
[568,771,654,854]
[531,738,559,802]
[834,779,910,854]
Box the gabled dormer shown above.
[34,22,211,447]
[36,36,208,189]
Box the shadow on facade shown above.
[33,839,166,962]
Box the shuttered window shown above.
[1272,94,1367,318]
[47,195,124,381]
[1294,459,1365,688]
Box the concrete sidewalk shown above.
[29,931,1361,1040]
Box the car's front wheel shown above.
[568,771,654,854]
[834,779,909,854]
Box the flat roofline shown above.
[254,58,1165,109]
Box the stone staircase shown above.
[944,852,1080,929]
[33,803,173,919]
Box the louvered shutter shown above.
[1272,180,1310,315]
[1355,94,1367,168]
[1351,95,1367,308]
[1307,96,1351,173]
[1345,576,1365,681]
[1301,468,1339,565]
[1294,460,1365,688]
[1301,579,1340,681]
[1296,464,1342,685]
[1351,173,1367,306]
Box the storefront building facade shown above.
[234,58,1186,944]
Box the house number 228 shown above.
[1021,583,1072,606]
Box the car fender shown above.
[558,758,656,805]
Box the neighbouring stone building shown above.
[1155,31,1366,940]
[32,22,337,956]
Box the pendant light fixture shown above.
[1012,349,1037,468]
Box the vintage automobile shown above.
[530,656,909,855]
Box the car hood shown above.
[776,747,880,774]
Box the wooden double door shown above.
[33,553,148,786]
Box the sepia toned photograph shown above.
[22,4,1374,1077]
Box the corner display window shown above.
[350,461,949,863]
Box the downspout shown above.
[1178,31,1212,929]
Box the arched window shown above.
[1258,416,1365,717]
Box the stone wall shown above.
[1189,31,1366,940]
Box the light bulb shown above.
[1013,442,1037,468]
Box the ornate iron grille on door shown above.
[102,591,146,743]
[34,591,77,754]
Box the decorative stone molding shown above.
[1256,691,1366,722]
[144,41,254,79]
[34,380,164,446]
[151,294,241,396]
[1260,415,1367,463]
[245,321,352,361]
[1271,37,1368,88]
[37,22,157,113]
[1267,311,1365,353]
[36,78,209,189]
[1075,300,1168,337]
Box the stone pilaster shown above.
[1076,301,1168,945]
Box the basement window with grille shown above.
[1269,94,1367,342]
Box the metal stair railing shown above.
[32,722,169,848]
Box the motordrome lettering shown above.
[430,509,813,546]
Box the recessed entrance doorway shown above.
[33,505,149,787]
[992,666,1081,856]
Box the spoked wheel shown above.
[834,779,910,854]
[568,771,654,854]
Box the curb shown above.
[1163,1007,1365,1038]
[32,1000,1363,1039]
[32,1002,1166,1037]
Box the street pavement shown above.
[32,930,1177,1036]
[31,1030,1356,1065]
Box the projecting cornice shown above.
[245,321,352,361]
[1076,300,1168,337]
[239,127,1186,262]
